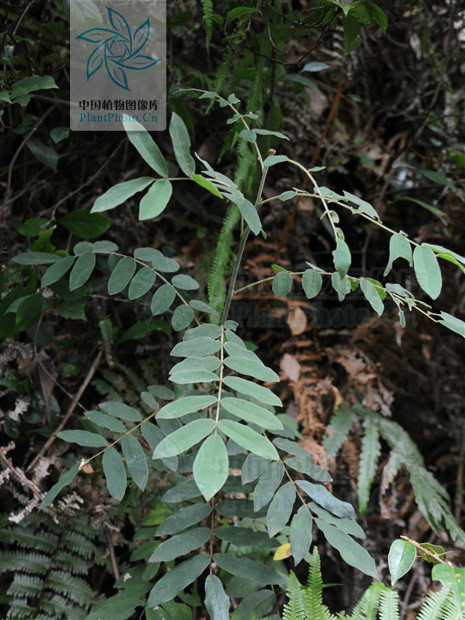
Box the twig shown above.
[105,527,120,581]
[26,349,103,473]
[1,106,56,216]
[455,419,465,521]
[0,443,45,504]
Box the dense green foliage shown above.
[2,0,465,618]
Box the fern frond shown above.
[283,571,306,620]
[358,416,381,515]
[378,589,400,620]
[323,404,356,458]
[201,0,214,52]
[417,586,456,620]
[303,547,325,614]
[350,582,385,620]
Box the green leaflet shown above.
[128,267,156,300]
[149,527,211,562]
[147,554,210,607]
[153,418,216,458]
[213,553,283,586]
[123,118,168,176]
[121,434,148,491]
[221,397,283,431]
[253,461,284,511]
[156,503,211,536]
[224,357,279,383]
[296,480,355,519]
[218,420,280,461]
[290,505,313,566]
[69,252,95,290]
[169,112,195,177]
[413,244,442,300]
[102,447,127,500]
[223,376,282,407]
[316,519,378,578]
[108,257,137,295]
[41,464,80,507]
[193,435,229,501]
[266,482,296,537]
[139,179,172,220]
[157,395,217,419]
[92,177,154,213]
[273,271,293,297]
[204,575,230,620]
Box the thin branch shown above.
[26,349,103,473]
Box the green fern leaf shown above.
[201,0,214,52]
[282,572,306,620]
[323,404,356,458]
[358,416,381,516]
[378,589,400,620]
[350,581,385,619]
[417,587,455,620]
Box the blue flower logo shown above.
[76,7,160,91]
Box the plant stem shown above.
[220,163,269,325]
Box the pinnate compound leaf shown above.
[388,539,416,585]
[147,554,210,607]
[149,527,211,562]
[332,239,351,278]
[128,267,156,300]
[384,233,413,276]
[360,278,384,316]
[57,430,107,447]
[272,271,293,297]
[123,118,168,176]
[218,420,279,461]
[290,505,313,566]
[99,401,142,421]
[266,482,296,537]
[316,519,378,578]
[302,269,322,299]
[169,112,195,177]
[153,419,215,458]
[121,434,148,491]
[42,256,75,287]
[157,395,216,420]
[297,480,355,519]
[157,503,211,536]
[150,283,176,315]
[139,179,172,220]
[213,553,283,586]
[108,257,137,295]
[221,398,283,431]
[204,575,230,620]
[223,376,282,407]
[171,305,195,331]
[102,446,127,500]
[193,435,228,501]
[69,252,96,290]
[41,464,79,508]
[92,177,154,213]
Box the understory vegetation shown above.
[1,1,465,618]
